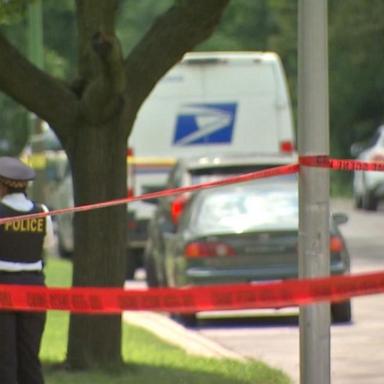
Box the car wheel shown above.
[173,313,197,327]
[362,191,378,211]
[331,300,352,323]
[361,174,378,211]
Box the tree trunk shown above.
[0,0,230,371]
[66,118,127,368]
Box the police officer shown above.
[0,156,54,384]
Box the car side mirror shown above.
[163,231,177,241]
[332,212,348,226]
[145,197,159,205]
[350,142,365,158]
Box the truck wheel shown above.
[354,194,363,209]
[173,313,197,328]
[362,191,378,211]
[126,249,145,280]
[145,257,160,287]
[331,300,352,323]
[126,252,137,280]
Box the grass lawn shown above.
[41,257,292,384]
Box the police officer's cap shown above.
[0,156,35,188]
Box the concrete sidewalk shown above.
[123,310,244,361]
[124,273,244,360]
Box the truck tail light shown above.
[127,218,136,230]
[127,146,135,197]
[184,241,236,258]
[126,147,134,157]
[371,153,384,162]
[170,194,188,225]
[280,140,295,153]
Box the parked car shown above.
[148,175,351,325]
[50,170,145,278]
[351,125,384,210]
[21,123,68,210]
[144,152,298,287]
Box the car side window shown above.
[370,131,381,147]
[177,198,194,232]
[377,131,384,148]
[161,163,184,212]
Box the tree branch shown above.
[124,0,230,109]
[0,33,79,134]
[76,0,118,79]
[75,0,125,124]
[76,31,126,124]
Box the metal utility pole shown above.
[27,0,45,202]
[298,1,330,384]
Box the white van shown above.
[128,51,295,250]
[130,51,294,160]
[129,51,294,194]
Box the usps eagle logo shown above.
[172,103,237,146]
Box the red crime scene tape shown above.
[300,155,384,172]
[0,156,380,226]
[0,271,384,313]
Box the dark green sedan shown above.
[158,176,351,325]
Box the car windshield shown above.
[191,178,298,235]
[190,164,295,184]
[191,171,297,188]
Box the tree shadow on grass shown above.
[43,360,290,384]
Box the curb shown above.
[123,311,245,361]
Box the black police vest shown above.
[0,202,46,264]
